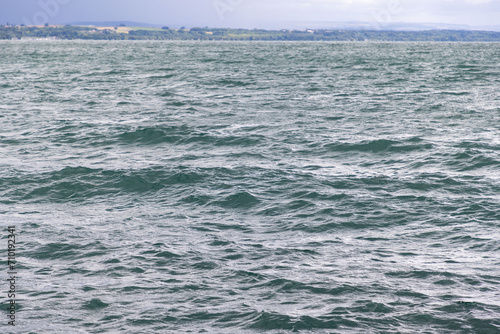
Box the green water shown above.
[1,41,499,333]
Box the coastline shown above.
[2,25,500,42]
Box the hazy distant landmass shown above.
[67,21,500,33]
[66,21,500,33]
[70,21,160,28]
[304,21,500,32]
[60,21,500,32]
[1,25,500,41]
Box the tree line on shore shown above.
[1,25,500,41]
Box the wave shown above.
[245,311,350,330]
[26,241,108,260]
[210,191,260,209]
[322,138,433,153]
[117,126,265,147]
[0,166,210,203]
[215,79,254,87]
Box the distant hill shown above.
[70,21,160,28]
[275,21,500,32]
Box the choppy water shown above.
[1,41,500,333]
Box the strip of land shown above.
[1,25,500,41]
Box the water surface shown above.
[1,41,499,333]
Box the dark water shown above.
[1,41,500,333]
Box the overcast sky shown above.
[1,0,499,29]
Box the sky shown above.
[1,0,499,30]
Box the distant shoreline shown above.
[2,25,500,42]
